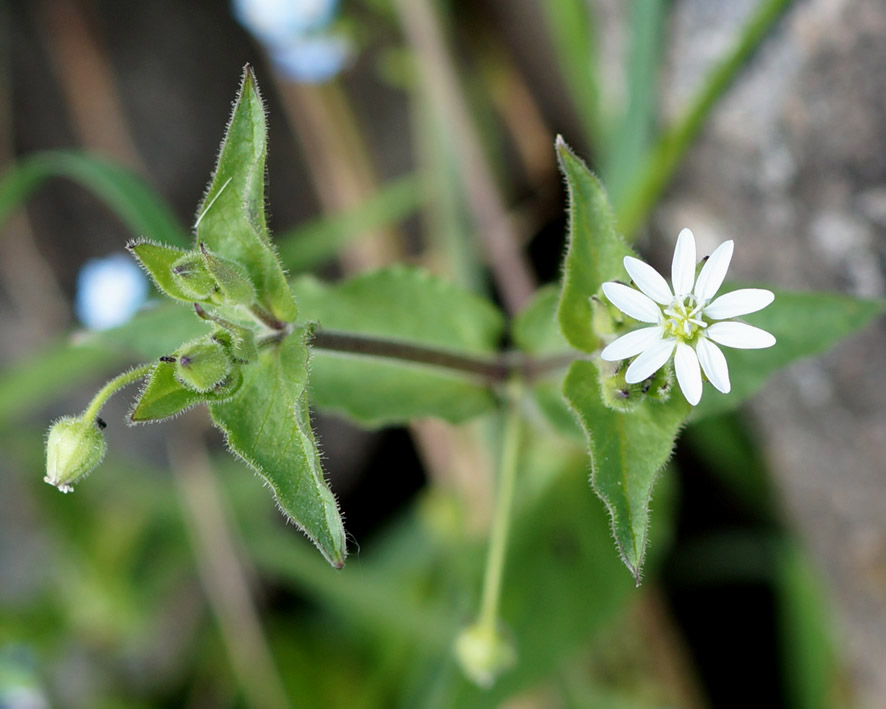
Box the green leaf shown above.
[0,151,189,247]
[563,360,690,581]
[556,138,633,352]
[603,0,667,206]
[210,328,347,568]
[615,0,794,238]
[292,267,505,426]
[539,0,604,149]
[195,67,297,322]
[692,290,886,420]
[512,286,581,440]
[512,285,568,356]
[130,360,242,423]
[127,239,196,302]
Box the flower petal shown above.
[695,337,731,393]
[704,288,774,319]
[625,338,675,383]
[674,342,702,405]
[707,321,776,349]
[601,282,661,323]
[623,257,672,305]
[693,240,733,302]
[671,228,697,296]
[601,327,663,361]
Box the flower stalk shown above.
[454,379,522,686]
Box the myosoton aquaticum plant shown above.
[42,68,885,687]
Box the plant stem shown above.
[478,380,523,631]
[83,362,152,422]
[249,304,288,332]
[308,327,576,384]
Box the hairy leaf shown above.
[692,290,885,420]
[556,137,633,352]
[563,360,690,582]
[127,239,196,302]
[195,67,297,322]
[292,267,505,426]
[130,360,242,423]
[210,328,346,568]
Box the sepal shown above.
[44,415,107,493]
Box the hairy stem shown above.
[83,362,153,422]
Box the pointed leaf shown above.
[195,67,297,321]
[292,267,505,426]
[692,289,886,420]
[563,360,690,581]
[555,138,633,352]
[130,360,242,423]
[127,239,197,302]
[210,328,347,568]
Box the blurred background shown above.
[1,0,885,707]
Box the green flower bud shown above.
[170,254,216,301]
[199,243,256,306]
[598,356,671,413]
[174,338,233,393]
[44,415,107,493]
[454,622,516,689]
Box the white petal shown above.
[674,342,703,405]
[625,338,675,383]
[693,240,734,302]
[671,228,697,296]
[601,282,661,323]
[707,321,776,349]
[695,337,731,393]
[601,327,663,361]
[623,257,672,305]
[704,288,774,319]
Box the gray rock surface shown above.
[663,0,886,703]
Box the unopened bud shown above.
[171,254,216,300]
[174,338,234,393]
[44,415,107,493]
[598,357,671,412]
[454,622,516,689]
[199,243,256,306]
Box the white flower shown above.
[600,228,776,406]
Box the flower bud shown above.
[171,254,216,300]
[598,357,672,413]
[454,622,516,689]
[174,338,234,393]
[44,415,107,493]
[199,243,256,306]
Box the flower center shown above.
[662,294,707,342]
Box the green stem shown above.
[477,380,523,631]
[616,0,794,237]
[83,363,153,422]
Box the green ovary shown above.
[661,294,708,344]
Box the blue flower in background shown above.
[232,0,340,46]
[271,35,351,84]
[232,0,351,84]
[75,254,148,331]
